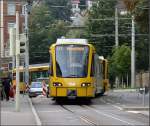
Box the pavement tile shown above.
[0,94,36,125]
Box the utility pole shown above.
[9,28,16,69]
[115,7,119,47]
[1,0,4,57]
[149,0,150,89]
[131,15,135,88]
[25,4,29,86]
[15,11,20,112]
[115,7,119,88]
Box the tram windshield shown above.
[56,45,89,78]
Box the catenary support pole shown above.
[25,4,29,86]
[15,11,20,112]
[131,15,135,88]
[115,7,119,88]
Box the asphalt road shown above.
[30,91,149,125]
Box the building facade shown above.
[0,0,25,71]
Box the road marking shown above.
[38,110,64,113]
[112,105,123,110]
[84,105,134,125]
[127,111,140,114]
[106,98,115,103]
[79,116,97,125]
[28,97,42,126]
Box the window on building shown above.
[8,22,16,34]
[7,3,16,15]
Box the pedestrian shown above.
[0,78,5,100]
[2,77,11,101]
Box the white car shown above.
[28,82,42,98]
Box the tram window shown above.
[49,53,53,76]
[90,54,95,77]
[20,72,23,82]
[103,61,106,79]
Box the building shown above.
[0,0,25,71]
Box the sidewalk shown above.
[0,94,36,125]
[108,89,149,117]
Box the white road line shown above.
[84,105,134,125]
[28,97,42,126]
[106,98,115,103]
[127,111,140,114]
[112,105,123,110]
[38,110,64,113]
[79,116,96,125]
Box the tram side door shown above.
[94,54,103,94]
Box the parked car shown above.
[28,82,42,98]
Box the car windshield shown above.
[31,82,42,88]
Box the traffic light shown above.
[19,33,26,54]
[26,0,33,14]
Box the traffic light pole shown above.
[15,11,20,112]
[25,4,29,86]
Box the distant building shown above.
[86,0,93,10]
[0,0,25,71]
[71,0,80,14]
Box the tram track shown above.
[81,105,135,125]
[30,96,147,125]
[60,105,98,125]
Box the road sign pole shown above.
[15,11,20,112]
[25,4,29,86]
[142,87,145,106]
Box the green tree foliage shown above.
[109,44,131,79]
[86,0,117,57]
[45,0,72,21]
[29,1,72,64]
[123,0,149,71]
[48,20,69,43]
[29,4,54,64]
[123,0,149,32]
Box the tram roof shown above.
[56,39,88,45]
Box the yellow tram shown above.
[49,39,109,99]
[49,39,108,98]
[12,63,49,92]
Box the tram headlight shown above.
[53,82,62,87]
[81,83,91,87]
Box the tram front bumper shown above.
[50,87,95,97]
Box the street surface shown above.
[30,90,149,125]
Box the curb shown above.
[112,89,137,92]
[127,111,149,117]
[27,97,42,126]
[122,107,149,111]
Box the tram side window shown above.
[90,54,95,77]
[49,53,53,76]
[103,61,105,79]
[20,72,23,82]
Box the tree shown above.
[45,0,72,21]
[123,0,149,71]
[47,20,70,43]
[85,0,117,58]
[29,1,72,64]
[123,0,149,32]
[109,44,131,86]
[29,4,54,64]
